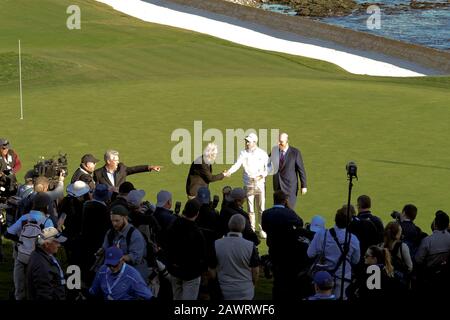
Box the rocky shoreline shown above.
[224,0,450,17]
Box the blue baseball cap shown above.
[104,246,123,266]
[196,187,210,204]
[313,271,334,289]
[310,215,325,233]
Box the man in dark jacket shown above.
[270,133,307,210]
[94,150,161,190]
[219,188,259,246]
[80,184,112,285]
[27,227,67,300]
[153,190,177,250]
[71,154,100,190]
[349,195,384,266]
[186,143,225,198]
[261,190,308,300]
[166,199,207,300]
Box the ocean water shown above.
[261,1,450,50]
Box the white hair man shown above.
[269,132,307,209]
[225,133,269,239]
[186,143,225,199]
[93,149,161,191]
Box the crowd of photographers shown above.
[0,137,450,301]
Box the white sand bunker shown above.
[97,0,436,77]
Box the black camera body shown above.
[391,210,402,221]
[174,201,181,215]
[346,161,357,178]
[33,153,68,178]
[260,254,273,279]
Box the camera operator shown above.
[261,190,312,300]
[195,187,222,300]
[0,138,22,196]
[219,188,259,246]
[21,171,66,227]
[71,154,100,190]
[394,204,427,259]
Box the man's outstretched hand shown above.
[149,165,162,172]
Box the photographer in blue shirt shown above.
[89,246,153,300]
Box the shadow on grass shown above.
[370,159,450,171]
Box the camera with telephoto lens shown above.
[391,210,402,221]
[174,201,181,215]
[260,254,273,279]
[211,195,219,209]
[346,161,357,178]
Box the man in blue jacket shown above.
[89,246,153,300]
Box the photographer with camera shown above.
[261,190,311,300]
[153,190,177,249]
[20,171,66,228]
[392,204,427,260]
[0,138,22,197]
[307,205,360,300]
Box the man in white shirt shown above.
[225,133,269,239]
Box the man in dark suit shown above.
[261,190,307,300]
[94,149,161,190]
[186,143,225,198]
[270,133,307,209]
[71,153,100,190]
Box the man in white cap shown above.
[26,227,67,300]
[225,133,269,239]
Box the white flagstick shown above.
[19,39,23,120]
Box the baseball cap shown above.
[225,188,246,202]
[196,187,210,205]
[127,189,146,208]
[40,227,67,243]
[313,271,334,289]
[310,215,326,233]
[0,138,11,148]
[156,190,172,207]
[245,133,258,143]
[93,184,111,202]
[118,182,135,194]
[110,205,129,216]
[81,154,99,164]
[104,246,123,266]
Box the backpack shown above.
[17,217,48,264]
[390,241,410,287]
[106,226,157,268]
[350,216,380,257]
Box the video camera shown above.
[32,153,68,189]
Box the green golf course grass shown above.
[0,0,449,300]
